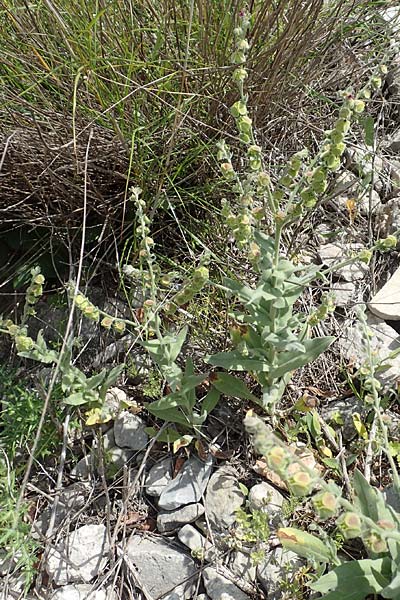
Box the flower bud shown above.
[266,446,288,472]
[313,491,338,520]
[113,320,126,334]
[238,115,252,135]
[237,39,250,51]
[337,512,362,539]
[330,130,344,145]
[257,171,270,187]
[339,107,352,119]
[331,142,346,157]
[101,316,113,329]
[232,68,248,82]
[364,532,387,554]
[335,119,351,134]
[231,50,246,64]
[231,100,247,117]
[353,99,365,113]
[358,249,372,264]
[15,335,34,352]
[220,162,235,180]
[34,274,45,285]
[324,154,341,171]
[377,235,397,250]
[288,471,313,496]
[370,76,382,90]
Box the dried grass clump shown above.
[0,0,392,234]
[1,120,128,229]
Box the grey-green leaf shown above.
[310,558,392,600]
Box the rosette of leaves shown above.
[206,230,334,412]
[142,326,220,446]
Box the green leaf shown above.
[310,558,392,600]
[168,326,188,363]
[270,336,334,379]
[64,392,87,406]
[206,351,269,372]
[362,115,375,147]
[144,427,183,443]
[353,469,392,523]
[146,404,193,427]
[278,528,336,563]
[381,570,400,598]
[211,372,259,402]
[86,369,107,391]
[201,387,220,417]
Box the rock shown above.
[383,485,400,513]
[113,412,148,450]
[177,524,214,561]
[205,469,245,530]
[102,387,127,420]
[344,145,385,193]
[248,482,284,524]
[50,584,115,600]
[320,396,367,442]
[145,457,173,497]
[101,428,116,450]
[257,547,304,599]
[34,483,90,537]
[158,456,213,510]
[339,311,400,388]
[71,443,135,480]
[382,410,400,440]
[124,535,197,599]
[376,198,400,241]
[369,266,400,320]
[71,453,96,480]
[319,242,368,282]
[46,525,109,585]
[202,566,250,600]
[331,281,357,307]
[157,503,205,533]
[332,170,381,214]
[104,447,135,478]
[230,552,257,583]
[387,130,400,154]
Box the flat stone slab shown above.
[202,567,250,600]
[113,412,148,450]
[339,311,400,388]
[50,584,115,600]
[369,267,400,320]
[257,547,304,599]
[205,468,245,530]
[157,503,205,533]
[158,456,213,510]
[124,535,197,599]
[46,525,109,585]
[319,242,368,282]
[145,457,173,497]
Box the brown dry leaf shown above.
[172,457,186,479]
[307,386,333,398]
[346,198,358,224]
[209,445,235,460]
[195,439,209,461]
[124,511,144,526]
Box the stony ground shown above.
[2,7,400,600]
